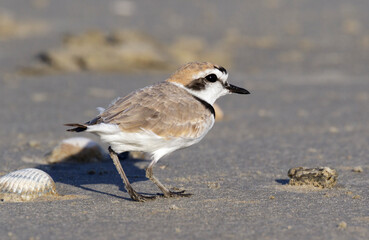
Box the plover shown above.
[66,62,249,202]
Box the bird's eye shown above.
[205,74,218,83]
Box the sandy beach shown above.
[0,1,368,239]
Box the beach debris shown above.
[0,168,58,202]
[22,30,170,74]
[21,30,233,75]
[288,167,338,188]
[45,137,107,163]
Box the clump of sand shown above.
[288,166,338,188]
[21,30,233,75]
[45,137,108,163]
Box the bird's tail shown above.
[64,123,88,132]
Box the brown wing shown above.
[96,82,213,139]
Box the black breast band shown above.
[192,96,215,117]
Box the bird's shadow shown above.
[36,152,152,201]
[275,179,290,185]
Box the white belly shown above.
[86,121,213,161]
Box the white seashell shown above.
[45,137,107,163]
[0,168,58,201]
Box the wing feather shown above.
[96,82,213,139]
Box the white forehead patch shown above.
[192,68,228,83]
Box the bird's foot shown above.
[131,193,157,202]
[163,189,193,198]
[127,187,157,202]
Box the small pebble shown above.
[169,204,179,210]
[207,182,220,189]
[337,221,347,230]
[352,195,361,199]
[328,126,339,133]
[28,140,40,148]
[352,166,363,173]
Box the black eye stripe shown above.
[186,71,223,91]
[186,78,206,90]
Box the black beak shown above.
[226,84,250,94]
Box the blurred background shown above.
[1,0,369,75]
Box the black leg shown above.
[108,147,156,202]
[146,160,192,198]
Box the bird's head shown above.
[167,62,249,105]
